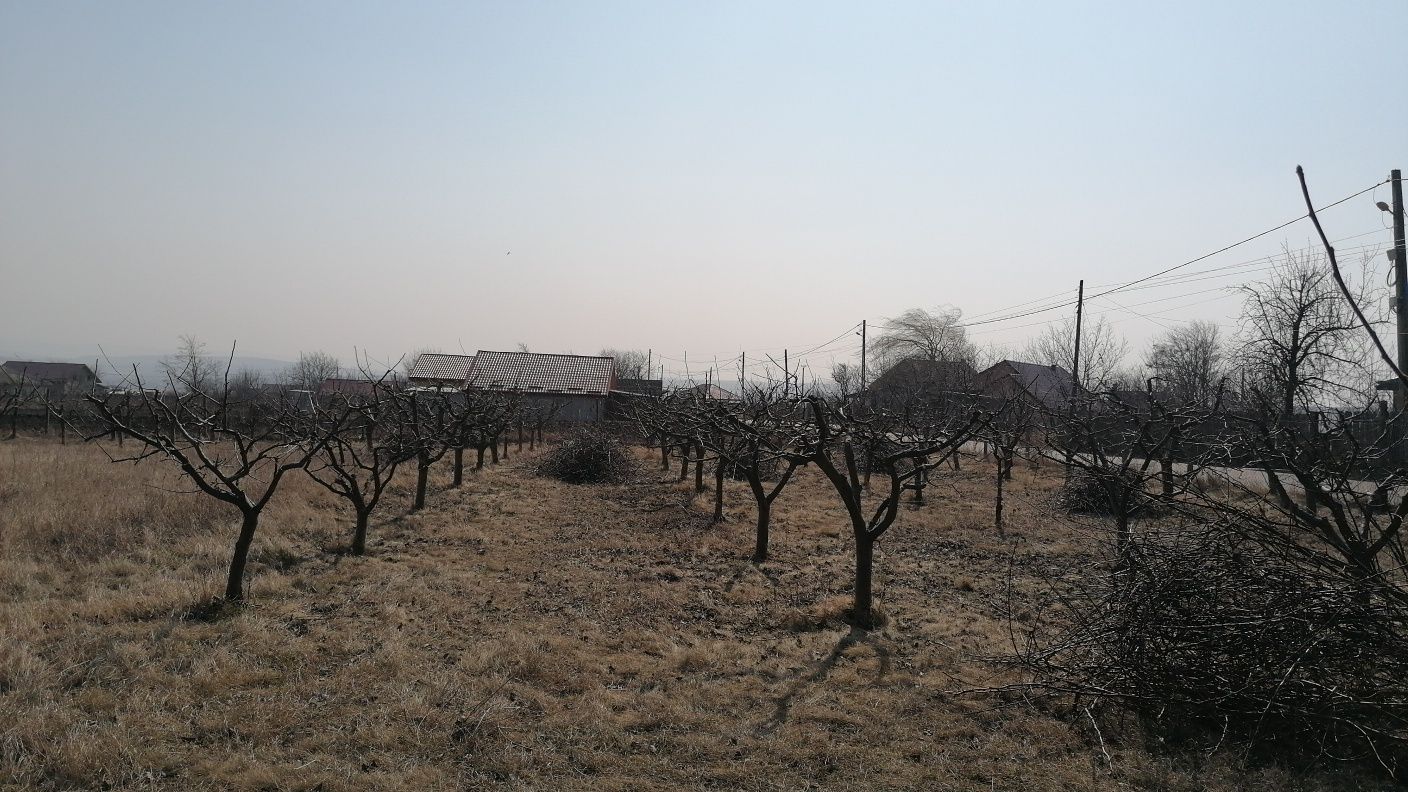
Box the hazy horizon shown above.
[4,1,1407,382]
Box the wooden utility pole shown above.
[1065,280,1085,481]
[859,320,867,394]
[1071,279,1085,395]
[1393,169,1407,413]
[783,349,789,398]
[739,351,746,397]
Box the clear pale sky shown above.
[3,1,1406,381]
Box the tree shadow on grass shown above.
[756,625,892,737]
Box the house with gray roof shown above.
[973,359,1084,416]
[1,361,101,397]
[467,350,616,422]
[407,353,476,388]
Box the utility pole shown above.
[1065,280,1085,481]
[1393,169,1407,413]
[859,320,867,395]
[646,349,651,381]
[739,351,746,398]
[1071,279,1085,395]
[783,349,789,398]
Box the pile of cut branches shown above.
[536,426,637,485]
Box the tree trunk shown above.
[753,500,770,562]
[224,510,260,602]
[853,534,876,629]
[352,508,370,555]
[995,460,1005,536]
[476,446,486,470]
[694,444,705,493]
[413,453,430,511]
[678,445,689,481]
[491,438,499,464]
[501,435,510,462]
[517,422,524,451]
[660,435,670,470]
[712,462,725,523]
[453,446,464,487]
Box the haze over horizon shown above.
[3,1,1407,381]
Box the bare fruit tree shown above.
[302,381,414,555]
[799,395,988,628]
[84,363,335,602]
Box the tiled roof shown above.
[983,360,1080,410]
[468,351,615,396]
[678,383,739,400]
[614,378,663,397]
[1,361,96,383]
[317,378,380,398]
[407,353,475,383]
[869,358,976,392]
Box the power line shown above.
[955,179,1390,330]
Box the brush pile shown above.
[536,426,637,484]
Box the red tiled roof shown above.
[468,351,615,396]
[407,353,475,383]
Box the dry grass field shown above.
[0,436,1392,791]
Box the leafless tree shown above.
[983,397,1037,536]
[871,306,979,376]
[601,348,650,380]
[447,390,518,486]
[830,362,856,397]
[83,363,332,602]
[303,383,413,554]
[1,367,43,439]
[1234,248,1374,415]
[1023,314,1128,393]
[391,389,456,512]
[799,395,988,628]
[1144,321,1225,408]
[161,334,219,395]
[288,350,341,392]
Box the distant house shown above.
[317,377,384,402]
[973,360,1083,415]
[1,361,101,398]
[865,358,977,408]
[407,353,476,388]
[467,350,616,422]
[676,383,739,401]
[614,378,664,397]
